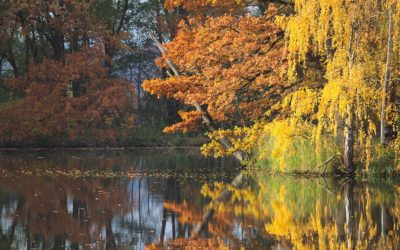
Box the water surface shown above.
[0,149,399,249]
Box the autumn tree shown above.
[278,0,400,172]
[0,47,134,145]
[143,1,292,161]
[0,0,143,146]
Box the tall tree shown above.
[143,1,291,160]
[280,0,400,172]
[381,8,394,145]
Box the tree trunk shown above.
[344,104,355,173]
[51,32,65,62]
[381,203,386,244]
[344,179,354,250]
[106,217,117,250]
[28,29,39,65]
[137,62,142,126]
[191,172,246,238]
[381,9,394,145]
[7,53,19,77]
[104,43,114,70]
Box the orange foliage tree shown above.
[0,0,137,146]
[0,48,134,145]
[143,1,290,136]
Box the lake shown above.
[0,149,399,249]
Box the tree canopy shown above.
[143,0,400,173]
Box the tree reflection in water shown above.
[0,150,399,249]
[150,176,400,249]
[0,177,131,249]
[0,150,238,249]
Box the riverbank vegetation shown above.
[1,0,400,175]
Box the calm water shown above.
[0,149,399,249]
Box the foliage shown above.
[0,47,134,144]
[0,0,195,147]
[279,0,400,170]
[143,4,289,132]
[143,0,400,174]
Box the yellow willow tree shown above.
[279,0,400,172]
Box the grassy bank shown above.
[250,135,399,178]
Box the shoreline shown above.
[0,146,202,151]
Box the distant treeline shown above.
[0,0,196,147]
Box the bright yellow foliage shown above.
[278,0,399,169]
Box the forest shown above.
[1,0,400,176]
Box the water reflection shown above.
[155,176,400,249]
[0,150,399,249]
[0,149,238,249]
